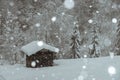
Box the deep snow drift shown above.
[0,56,120,80]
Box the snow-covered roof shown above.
[21,41,59,56]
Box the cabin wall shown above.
[26,50,55,68]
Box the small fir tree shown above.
[70,25,82,58]
[115,21,120,55]
[89,25,100,58]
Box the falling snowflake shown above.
[37,41,44,46]
[112,18,117,23]
[92,78,96,80]
[7,11,11,15]
[13,45,16,48]
[56,35,59,38]
[88,19,93,23]
[84,31,87,34]
[82,65,86,69]
[0,55,3,59]
[51,16,57,22]
[37,13,41,16]
[20,24,29,31]
[74,21,78,25]
[10,37,14,40]
[33,0,38,2]
[62,12,65,15]
[60,28,63,31]
[64,0,75,9]
[35,23,40,27]
[108,66,116,76]
[9,2,14,6]
[84,55,87,58]
[76,24,79,27]
[78,75,84,80]
[96,11,99,13]
[36,60,39,63]
[22,25,27,28]
[83,45,87,48]
[112,4,117,9]
[89,5,93,8]
[31,61,36,67]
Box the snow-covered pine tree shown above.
[70,25,82,59]
[115,21,120,55]
[89,25,100,58]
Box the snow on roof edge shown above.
[21,41,59,56]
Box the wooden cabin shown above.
[21,41,59,68]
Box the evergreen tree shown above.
[89,25,100,58]
[115,21,120,55]
[70,25,82,58]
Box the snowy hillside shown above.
[0,56,120,80]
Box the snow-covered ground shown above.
[0,56,120,80]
